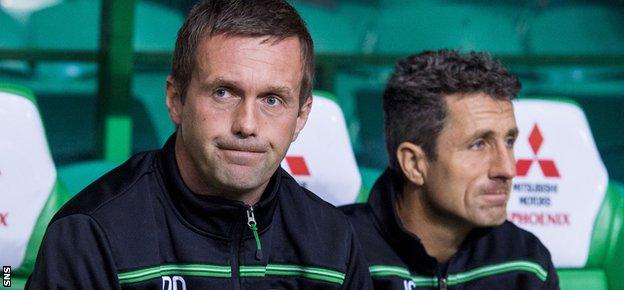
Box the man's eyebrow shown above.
[265,85,293,96]
[206,77,241,89]
[467,127,519,141]
[468,129,494,141]
[199,77,244,95]
[198,78,293,97]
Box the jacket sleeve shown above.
[26,214,121,289]
[341,224,374,290]
[541,254,560,290]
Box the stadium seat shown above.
[508,98,624,290]
[57,160,120,196]
[291,0,367,53]
[55,1,184,192]
[0,83,71,289]
[26,0,99,94]
[0,10,29,79]
[374,1,523,54]
[26,0,182,95]
[522,3,624,107]
[282,93,363,206]
[132,1,184,150]
[0,9,24,49]
[527,4,624,55]
[27,0,184,154]
[25,0,183,171]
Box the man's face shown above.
[423,93,517,228]
[168,35,310,195]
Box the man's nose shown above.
[490,144,516,180]
[231,99,258,138]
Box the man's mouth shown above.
[481,185,510,206]
[216,142,268,165]
[216,139,269,153]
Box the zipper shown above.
[231,213,243,290]
[246,205,263,260]
[436,263,448,290]
[438,277,447,290]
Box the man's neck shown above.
[174,138,265,205]
[396,183,473,264]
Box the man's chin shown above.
[474,211,508,228]
[217,167,271,192]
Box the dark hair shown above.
[171,0,314,104]
[383,49,521,173]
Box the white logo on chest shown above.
[162,276,186,290]
[403,280,416,289]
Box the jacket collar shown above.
[157,134,279,239]
[367,168,490,274]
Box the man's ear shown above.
[396,142,428,186]
[166,76,183,126]
[292,96,313,142]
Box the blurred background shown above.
[2,0,624,193]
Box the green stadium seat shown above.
[523,4,624,101]
[527,4,624,55]
[0,9,25,48]
[0,10,30,79]
[24,0,185,164]
[132,1,184,150]
[25,0,183,95]
[508,98,624,290]
[291,0,369,53]
[374,1,523,54]
[0,83,71,289]
[57,160,120,196]
[27,0,99,94]
[134,1,183,52]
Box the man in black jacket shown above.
[341,50,559,289]
[27,1,372,289]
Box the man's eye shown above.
[265,95,282,107]
[506,136,516,148]
[214,88,229,98]
[469,139,486,150]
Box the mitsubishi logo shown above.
[285,156,310,176]
[516,124,560,178]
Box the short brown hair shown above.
[170,0,314,104]
[384,50,521,173]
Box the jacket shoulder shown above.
[52,151,158,221]
[485,221,554,263]
[277,170,356,232]
[496,221,550,248]
[340,203,370,219]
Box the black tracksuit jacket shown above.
[340,169,559,290]
[27,136,373,289]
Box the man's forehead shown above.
[446,93,512,115]
[443,92,516,132]
[191,35,304,88]
[195,35,302,65]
